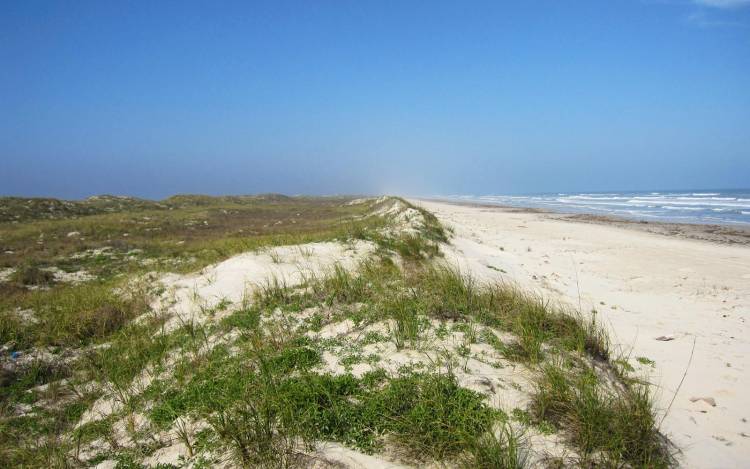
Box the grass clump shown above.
[375,372,496,459]
[460,425,527,469]
[12,263,55,286]
[389,233,441,260]
[531,359,672,468]
[387,293,425,350]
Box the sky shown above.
[1,0,749,199]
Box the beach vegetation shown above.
[0,195,673,467]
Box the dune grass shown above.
[0,195,391,467]
[531,358,670,467]
[0,195,389,350]
[0,196,672,468]
[254,259,609,365]
[460,425,527,469]
[0,277,155,349]
[148,336,502,466]
[0,195,384,279]
[238,257,670,467]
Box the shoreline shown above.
[416,197,750,246]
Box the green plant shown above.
[460,424,527,469]
[13,263,55,286]
[531,359,671,467]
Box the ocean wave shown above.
[662,206,703,211]
[631,196,737,202]
[562,195,631,201]
[438,192,750,226]
[623,210,660,217]
[556,198,638,207]
[628,199,750,208]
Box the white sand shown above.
[413,199,750,468]
[156,240,375,332]
[310,442,410,468]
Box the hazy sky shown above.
[2,1,749,199]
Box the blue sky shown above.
[1,1,749,199]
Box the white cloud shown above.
[694,0,750,8]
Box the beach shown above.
[413,198,750,468]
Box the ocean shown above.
[437,189,750,226]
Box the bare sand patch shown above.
[155,240,376,332]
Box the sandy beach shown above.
[413,199,750,468]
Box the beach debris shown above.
[690,396,717,407]
[655,335,676,341]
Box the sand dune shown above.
[413,199,750,468]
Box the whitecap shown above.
[662,206,702,211]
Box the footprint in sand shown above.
[690,396,717,407]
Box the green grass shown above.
[0,195,674,468]
[460,424,527,469]
[531,358,671,467]
[410,266,610,362]
[238,257,670,467]
[261,261,609,364]
[636,356,655,367]
[153,349,500,463]
[0,194,416,468]
[0,195,385,280]
[373,232,441,260]
[1,277,154,349]
[0,195,392,354]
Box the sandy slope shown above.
[78,241,375,436]
[412,199,750,468]
[156,241,375,332]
